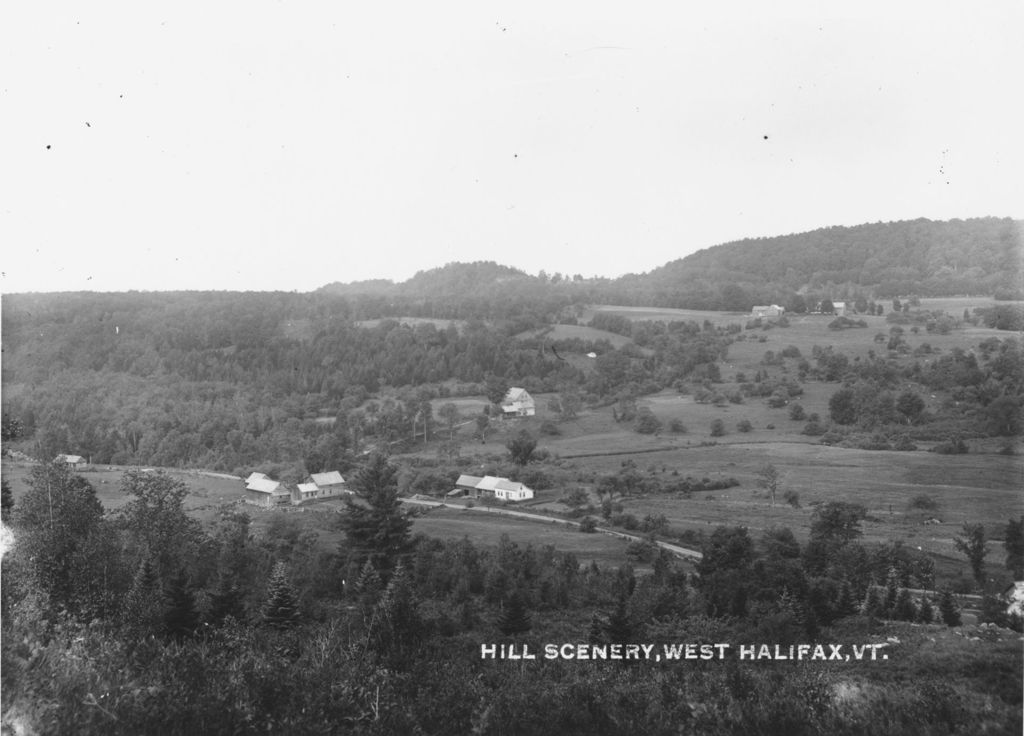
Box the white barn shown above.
[751,305,785,319]
[450,474,534,502]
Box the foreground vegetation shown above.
[2,459,1020,735]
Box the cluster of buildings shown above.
[244,470,349,508]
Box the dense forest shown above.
[1,458,1020,734]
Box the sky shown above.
[2,1,1022,293]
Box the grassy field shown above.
[355,317,463,331]
[585,304,750,327]
[515,323,633,349]
[411,506,638,567]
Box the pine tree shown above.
[497,590,532,636]
[122,557,165,636]
[164,569,199,639]
[262,562,300,629]
[938,587,961,626]
[917,596,935,624]
[835,580,857,618]
[371,564,420,652]
[353,560,384,621]
[892,588,917,622]
[883,566,900,614]
[861,586,883,618]
[341,453,412,575]
[605,596,633,643]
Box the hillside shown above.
[313,218,1023,313]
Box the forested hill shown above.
[315,218,1022,311]
[621,217,1021,301]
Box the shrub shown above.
[635,409,663,435]
[736,420,753,433]
[668,419,687,434]
[783,490,800,508]
[907,494,939,512]
[539,420,561,436]
[578,516,598,533]
[709,419,726,437]
[788,403,806,421]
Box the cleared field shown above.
[586,304,749,327]
[515,324,633,349]
[355,317,462,331]
[411,506,639,567]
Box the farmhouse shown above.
[502,387,535,417]
[751,305,785,319]
[55,454,86,469]
[449,474,534,502]
[308,471,346,494]
[292,482,320,504]
[244,475,290,508]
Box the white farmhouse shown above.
[502,387,535,417]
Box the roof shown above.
[495,479,528,493]
[503,387,531,403]
[246,477,281,493]
[310,471,345,486]
[476,476,503,491]
[297,483,318,494]
[245,472,269,484]
[456,474,484,488]
[57,454,85,464]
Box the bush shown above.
[783,490,800,508]
[907,494,939,512]
[669,419,687,434]
[736,420,753,433]
[788,403,806,421]
[635,409,663,435]
[578,516,598,533]
[610,513,640,531]
[930,437,969,455]
[539,420,561,436]
[802,421,826,436]
[709,419,726,437]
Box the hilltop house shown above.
[244,473,290,508]
[55,454,86,469]
[449,474,534,502]
[502,387,535,417]
[751,305,785,319]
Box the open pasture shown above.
[516,323,633,349]
[585,304,749,327]
[411,506,639,567]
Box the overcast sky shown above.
[2,1,1022,293]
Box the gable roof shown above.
[297,482,318,494]
[246,477,281,493]
[456,474,484,488]
[494,479,528,493]
[56,454,85,464]
[475,475,503,491]
[502,387,531,403]
[245,472,269,484]
[310,471,345,487]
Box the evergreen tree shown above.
[835,580,857,618]
[605,596,634,643]
[164,569,199,639]
[371,564,421,653]
[352,559,384,620]
[861,586,883,618]
[122,557,165,636]
[892,588,917,622]
[1,479,12,520]
[263,561,300,629]
[340,453,413,576]
[917,596,935,624]
[1004,516,1024,580]
[938,587,961,626]
[497,590,532,636]
[883,566,900,614]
